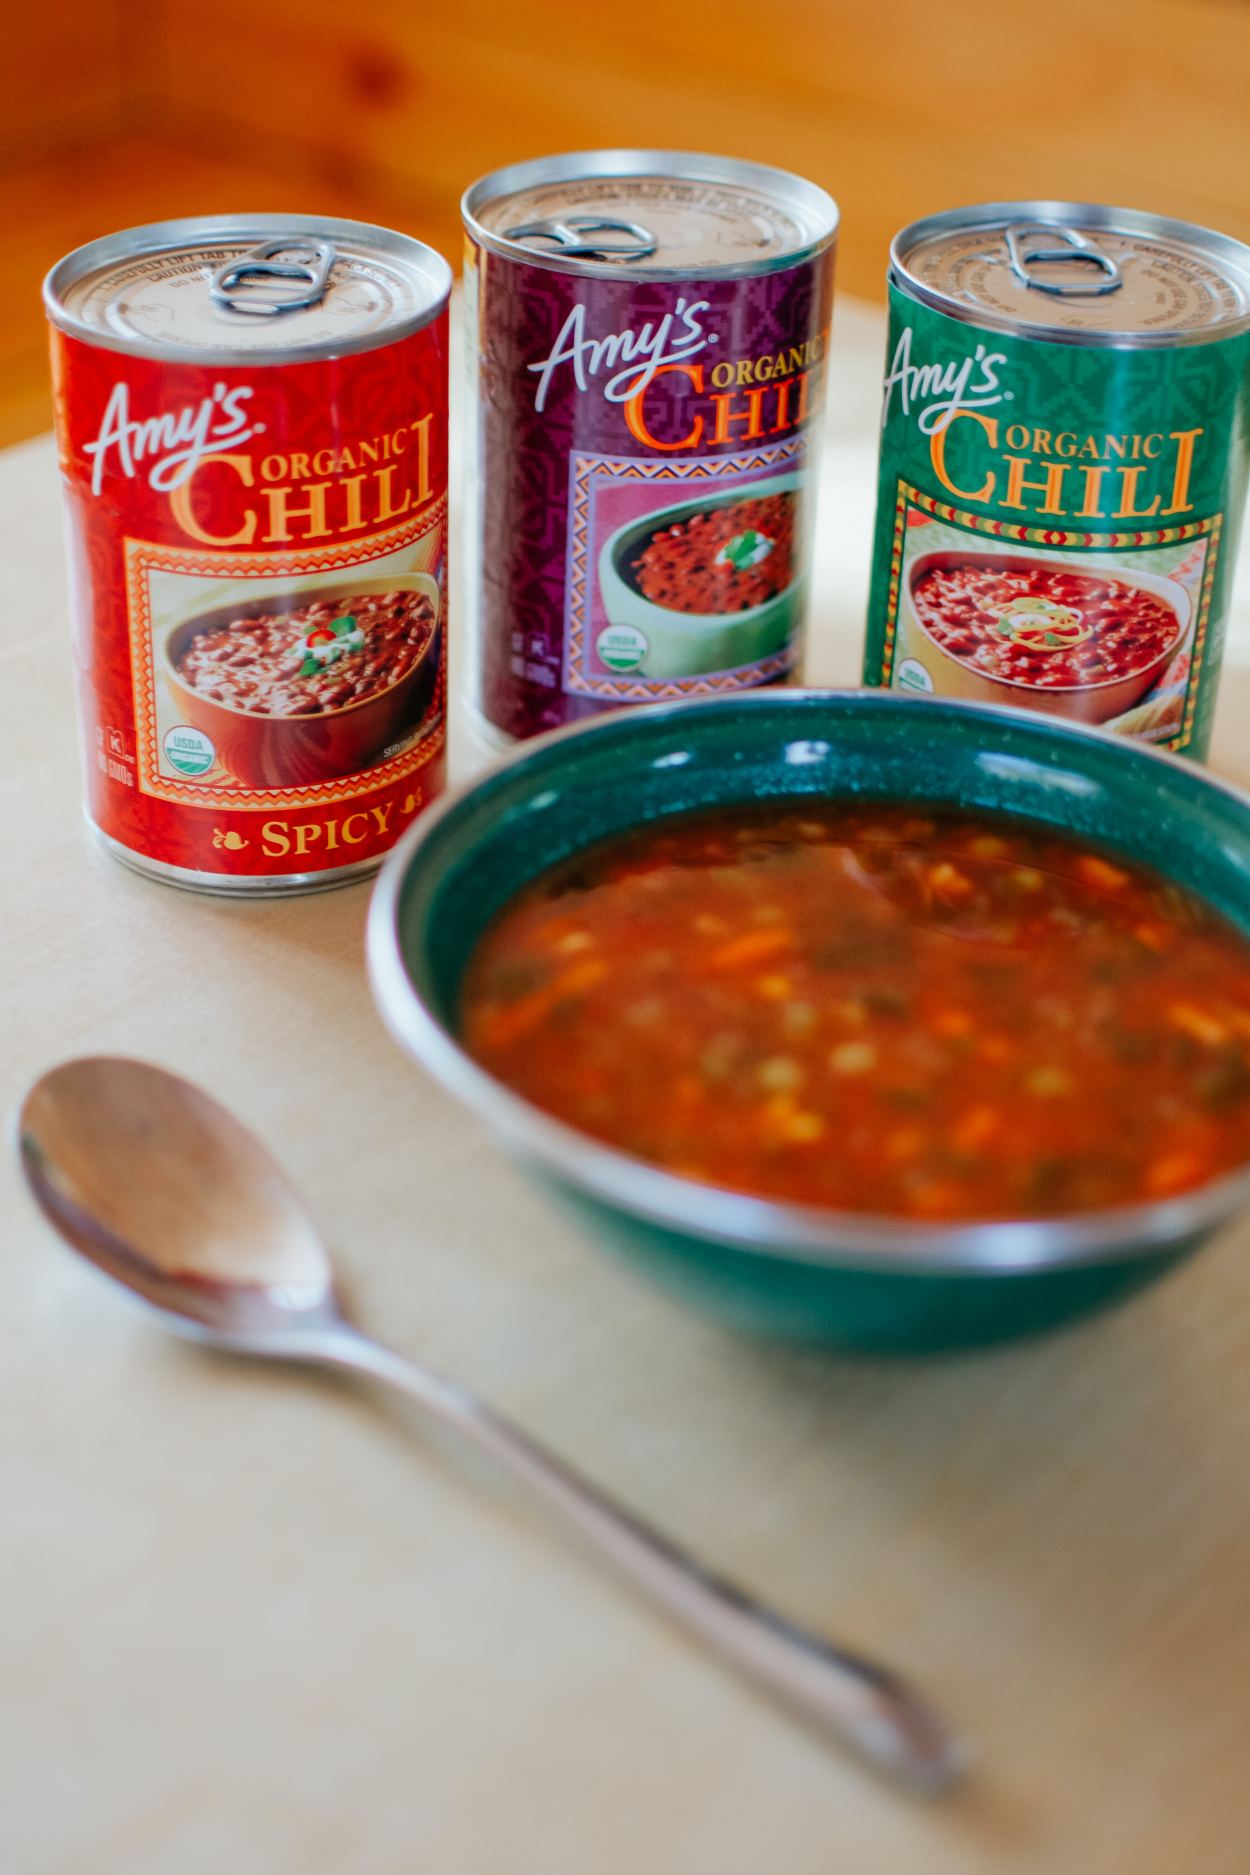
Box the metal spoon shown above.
[17,1056,964,1794]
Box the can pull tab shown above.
[502,215,658,262]
[1005,222,1123,297]
[210,239,337,316]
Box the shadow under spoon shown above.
[16,1054,964,1795]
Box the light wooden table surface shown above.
[5,301,1250,1875]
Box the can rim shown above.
[890,200,1250,347]
[44,213,453,365]
[461,149,839,280]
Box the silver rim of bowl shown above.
[367,688,1250,1277]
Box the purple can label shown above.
[466,245,835,738]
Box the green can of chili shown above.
[862,203,1250,757]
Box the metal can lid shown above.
[893,202,1250,345]
[463,150,838,279]
[45,214,452,364]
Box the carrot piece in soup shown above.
[1076,855,1129,892]
[474,958,607,1050]
[707,926,794,970]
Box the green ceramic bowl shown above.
[368,691,1250,1352]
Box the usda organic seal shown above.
[596,624,649,673]
[896,658,934,694]
[163,724,216,776]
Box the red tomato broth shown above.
[459,803,1250,1222]
[912,562,1181,690]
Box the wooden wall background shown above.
[3,0,1249,445]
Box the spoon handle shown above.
[315,1326,963,1794]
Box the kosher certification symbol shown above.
[163,723,216,777]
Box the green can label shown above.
[863,283,1250,757]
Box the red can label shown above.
[50,316,449,882]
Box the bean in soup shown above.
[461,804,1250,1221]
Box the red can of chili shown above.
[45,215,451,892]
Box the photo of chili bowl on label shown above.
[595,470,807,681]
[161,569,442,789]
[893,543,1191,727]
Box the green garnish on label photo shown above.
[299,613,365,678]
[716,528,775,573]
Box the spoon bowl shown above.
[19,1057,337,1345]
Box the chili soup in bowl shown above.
[368,691,1250,1351]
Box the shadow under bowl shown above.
[368,690,1250,1352]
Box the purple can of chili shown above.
[462,151,838,741]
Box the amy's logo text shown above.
[527,299,715,413]
[882,325,1007,435]
[84,382,262,495]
